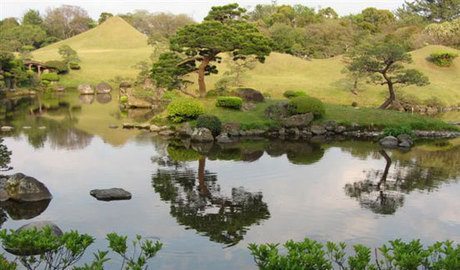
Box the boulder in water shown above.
[90,188,132,201]
[191,128,214,142]
[0,173,52,202]
[78,84,95,95]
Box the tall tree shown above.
[168,4,272,97]
[22,9,43,26]
[43,5,92,39]
[58,44,80,65]
[346,41,429,109]
[399,0,460,22]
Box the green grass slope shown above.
[32,16,152,85]
[199,45,460,107]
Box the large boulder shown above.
[177,122,193,137]
[191,128,214,142]
[78,84,95,95]
[310,125,326,136]
[379,136,399,148]
[127,96,152,109]
[90,188,132,201]
[0,173,52,202]
[222,123,241,137]
[95,82,113,94]
[281,113,314,128]
[235,88,264,102]
[264,101,289,120]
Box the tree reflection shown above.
[152,143,270,246]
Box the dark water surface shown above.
[1,92,460,269]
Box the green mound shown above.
[32,16,152,85]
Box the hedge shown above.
[216,96,243,110]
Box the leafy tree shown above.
[399,0,460,22]
[346,41,429,109]
[58,44,80,65]
[0,52,30,89]
[151,52,194,91]
[98,12,113,24]
[352,7,396,33]
[169,4,271,97]
[22,9,43,26]
[423,18,460,48]
[0,24,47,51]
[318,7,339,19]
[43,5,92,39]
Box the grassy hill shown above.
[32,16,152,85]
[33,17,459,108]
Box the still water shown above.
[1,93,460,269]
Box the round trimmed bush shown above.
[167,98,205,123]
[283,90,307,99]
[44,60,68,74]
[429,51,458,67]
[288,96,325,118]
[69,62,81,70]
[196,115,222,136]
[119,95,128,104]
[41,73,59,82]
[216,96,243,110]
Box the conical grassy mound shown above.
[33,16,152,85]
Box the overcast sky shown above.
[1,0,407,21]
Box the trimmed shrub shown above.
[119,95,128,104]
[196,115,222,136]
[167,98,204,123]
[428,51,458,67]
[351,101,358,107]
[283,90,307,99]
[69,62,81,70]
[383,126,413,137]
[41,73,59,82]
[288,96,325,118]
[216,96,243,110]
[44,60,68,74]
[424,96,446,108]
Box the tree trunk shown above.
[379,79,396,109]
[198,157,210,197]
[197,58,210,98]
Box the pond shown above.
[1,91,460,269]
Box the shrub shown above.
[41,73,59,82]
[288,96,325,118]
[216,96,243,109]
[69,62,81,70]
[249,238,460,270]
[424,96,446,108]
[119,95,128,104]
[429,51,458,67]
[351,101,358,107]
[383,126,413,137]
[44,60,68,74]
[196,115,222,136]
[167,98,204,123]
[283,90,307,99]
[162,90,180,100]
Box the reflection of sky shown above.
[3,136,460,269]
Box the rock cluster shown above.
[379,134,414,149]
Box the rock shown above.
[1,126,14,132]
[222,123,240,137]
[334,125,346,134]
[281,113,314,128]
[264,101,289,120]
[119,81,132,89]
[6,221,63,256]
[242,102,256,111]
[127,96,152,109]
[135,123,150,130]
[122,123,135,129]
[398,140,412,148]
[379,136,399,148]
[95,82,113,94]
[0,173,52,202]
[300,130,313,138]
[22,126,32,130]
[177,122,193,137]
[78,84,95,95]
[96,93,112,104]
[324,121,337,131]
[90,188,132,201]
[191,128,214,142]
[397,134,413,148]
[216,133,233,143]
[159,130,175,136]
[150,125,161,132]
[310,125,326,136]
[235,88,264,102]
[109,124,118,129]
[38,126,46,130]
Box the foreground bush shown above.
[167,98,205,123]
[216,96,243,110]
[196,114,222,136]
[429,51,458,67]
[288,96,325,118]
[41,73,60,82]
[0,228,162,270]
[283,90,307,99]
[249,238,460,270]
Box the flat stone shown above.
[90,188,132,201]
[109,124,118,129]
[281,113,314,128]
[135,123,150,130]
[38,126,46,130]
[159,130,175,136]
[22,126,32,130]
[1,126,13,132]
[122,123,135,129]
[216,133,233,143]
[150,125,161,132]
[379,136,399,148]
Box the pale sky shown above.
[1,0,407,21]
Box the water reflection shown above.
[152,146,270,246]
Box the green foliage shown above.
[216,96,243,109]
[151,52,194,90]
[249,238,460,270]
[98,12,114,24]
[0,254,16,270]
[69,62,81,70]
[399,0,460,22]
[119,95,128,104]
[196,114,222,136]
[58,44,80,65]
[167,144,201,162]
[0,138,12,171]
[41,72,59,82]
[383,126,414,137]
[283,90,307,99]
[167,98,205,123]
[288,96,325,118]
[429,51,459,67]
[44,60,69,74]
